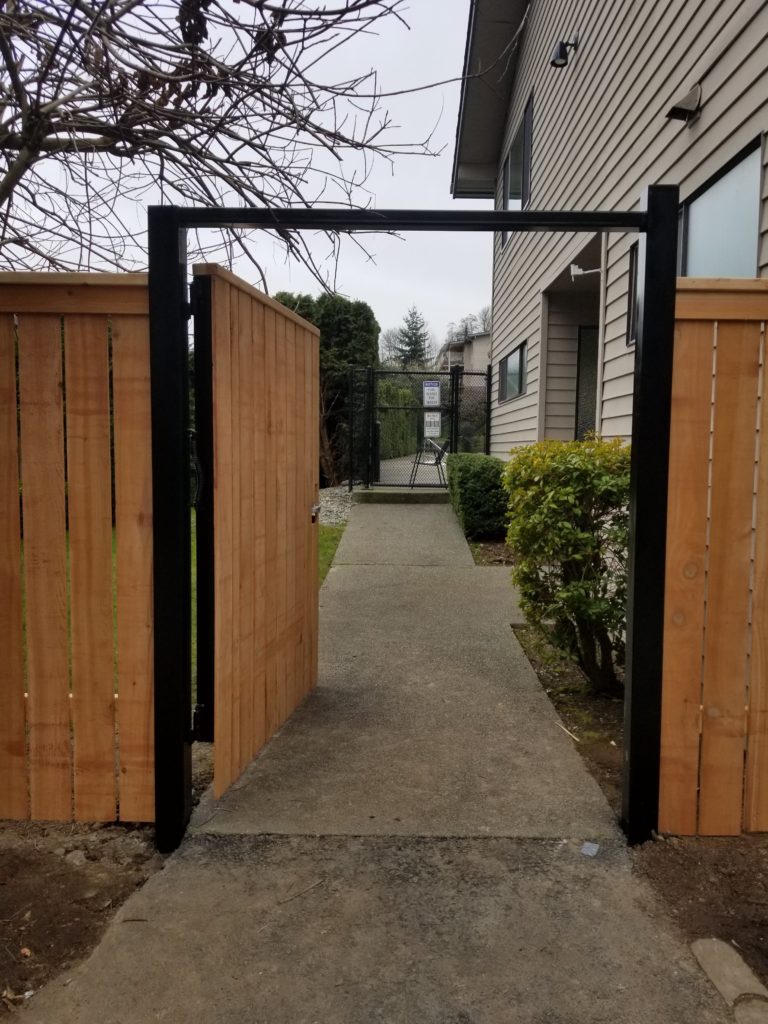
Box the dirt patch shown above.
[635,834,768,986]
[515,623,768,987]
[470,540,515,566]
[514,625,624,813]
[0,742,214,1013]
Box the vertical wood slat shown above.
[698,322,761,835]
[746,322,768,831]
[112,315,155,821]
[228,285,242,787]
[311,331,320,689]
[264,306,279,739]
[18,314,71,820]
[65,315,116,821]
[212,279,234,798]
[252,300,268,756]
[0,315,27,818]
[237,289,255,770]
[659,322,714,835]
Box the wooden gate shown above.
[660,279,768,835]
[193,266,319,799]
[0,274,154,822]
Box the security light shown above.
[550,34,578,68]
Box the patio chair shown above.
[408,438,450,488]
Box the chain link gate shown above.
[348,366,491,488]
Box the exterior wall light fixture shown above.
[550,34,578,68]
[666,84,702,124]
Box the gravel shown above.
[319,485,353,525]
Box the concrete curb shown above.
[692,938,768,1021]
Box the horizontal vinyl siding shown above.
[490,0,768,446]
[544,294,598,439]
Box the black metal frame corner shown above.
[147,190,678,851]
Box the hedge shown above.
[502,437,630,695]
[446,453,507,539]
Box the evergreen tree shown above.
[275,290,379,486]
[394,307,431,368]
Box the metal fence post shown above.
[622,184,679,844]
[365,366,374,487]
[348,365,355,493]
[148,206,193,853]
[485,363,493,455]
[450,365,460,453]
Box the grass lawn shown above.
[319,523,345,584]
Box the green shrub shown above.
[502,438,630,696]
[447,453,507,539]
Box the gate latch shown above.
[311,504,321,523]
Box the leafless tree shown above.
[0,0,437,278]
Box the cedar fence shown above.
[196,266,319,798]
[660,279,768,835]
[0,274,154,822]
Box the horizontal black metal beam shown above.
[150,206,647,234]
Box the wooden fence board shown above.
[0,315,27,818]
[264,306,279,739]
[659,322,714,834]
[698,322,760,835]
[112,315,154,821]
[252,301,268,755]
[212,278,234,798]
[65,315,117,821]
[18,314,71,820]
[746,323,768,831]
[237,288,255,768]
[228,284,242,785]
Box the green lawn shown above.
[319,523,345,584]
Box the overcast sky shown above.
[203,0,494,345]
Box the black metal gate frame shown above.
[148,187,678,851]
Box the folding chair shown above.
[408,438,450,488]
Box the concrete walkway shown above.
[24,505,729,1024]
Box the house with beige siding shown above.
[452,0,768,454]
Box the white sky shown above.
[201,0,494,344]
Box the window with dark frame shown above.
[627,241,638,346]
[498,341,527,402]
[501,94,533,248]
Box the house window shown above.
[626,242,638,346]
[501,94,533,246]
[680,145,760,277]
[499,342,527,402]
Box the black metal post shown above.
[450,365,460,453]
[348,365,355,493]
[485,363,493,455]
[191,275,214,743]
[621,184,679,844]
[148,206,193,853]
[365,366,374,488]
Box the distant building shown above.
[435,330,491,373]
[451,0,767,454]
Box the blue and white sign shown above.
[422,380,441,408]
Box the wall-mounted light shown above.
[570,264,601,282]
[666,84,702,124]
[550,34,578,68]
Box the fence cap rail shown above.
[676,278,768,321]
[0,272,148,315]
[193,264,320,336]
